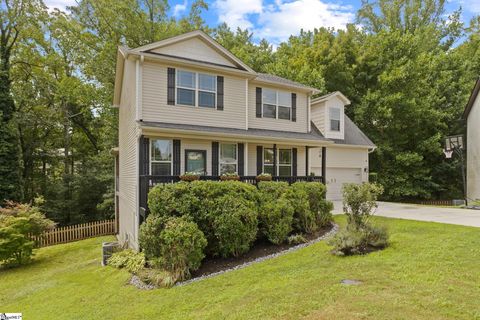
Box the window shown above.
[263,148,291,176]
[263,148,274,175]
[278,149,292,176]
[219,143,237,174]
[150,139,172,175]
[262,89,291,120]
[330,107,341,131]
[176,70,216,108]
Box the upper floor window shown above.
[150,139,172,175]
[220,143,237,174]
[329,107,341,131]
[262,89,291,120]
[176,70,216,108]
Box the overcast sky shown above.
[45,0,479,45]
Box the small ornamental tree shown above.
[330,183,388,256]
[0,200,55,265]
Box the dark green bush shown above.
[207,194,258,257]
[258,197,294,244]
[148,182,199,219]
[257,181,290,199]
[329,224,388,256]
[139,216,207,280]
[108,249,145,274]
[287,182,332,234]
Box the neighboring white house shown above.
[463,77,480,204]
[112,30,375,249]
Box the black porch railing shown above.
[139,175,324,223]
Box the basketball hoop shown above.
[443,149,453,159]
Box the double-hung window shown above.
[262,89,291,120]
[219,143,237,174]
[330,107,341,131]
[278,149,292,176]
[176,70,216,108]
[263,148,292,176]
[263,148,274,175]
[150,139,172,175]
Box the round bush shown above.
[148,182,199,219]
[205,194,258,257]
[286,186,316,234]
[139,216,207,280]
[258,197,294,244]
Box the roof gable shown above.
[130,30,255,73]
[311,91,351,105]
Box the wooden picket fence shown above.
[418,200,454,206]
[30,219,116,248]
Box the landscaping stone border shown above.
[176,223,339,287]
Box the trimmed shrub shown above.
[148,182,199,219]
[207,195,258,257]
[139,216,207,281]
[342,183,384,227]
[258,197,294,244]
[108,249,145,274]
[0,201,55,266]
[257,181,290,199]
[287,182,333,234]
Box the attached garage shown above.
[325,167,363,200]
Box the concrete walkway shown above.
[332,201,480,227]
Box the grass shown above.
[1,216,480,320]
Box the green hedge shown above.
[146,180,333,259]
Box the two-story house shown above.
[112,30,374,249]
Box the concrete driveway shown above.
[332,201,480,227]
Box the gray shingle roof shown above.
[255,73,314,91]
[139,117,374,148]
[139,121,329,142]
[330,116,375,147]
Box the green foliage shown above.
[108,249,145,274]
[330,182,388,256]
[258,197,294,245]
[329,224,389,256]
[0,201,55,266]
[288,182,333,233]
[136,268,178,288]
[287,234,308,245]
[139,216,207,281]
[342,183,384,227]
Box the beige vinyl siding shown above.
[248,83,309,133]
[118,58,139,249]
[149,37,236,68]
[247,143,307,175]
[467,94,480,201]
[311,101,326,133]
[142,61,246,129]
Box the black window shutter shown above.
[292,148,297,176]
[256,145,263,175]
[212,142,219,176]
[238,143,244,176]
[173,139,181,175]
[167,68,175,105]
[291,93,297,122]
[217,76,224,110]
[139,136,150,175]
[256,87,262,118]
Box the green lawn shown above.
[1,216,480,320]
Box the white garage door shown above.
[325,168,363,200]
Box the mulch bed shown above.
[191,222,334,278]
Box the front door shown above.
[185,150,207,175]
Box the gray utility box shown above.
[102,241,120,266]
[452,199,466,206]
